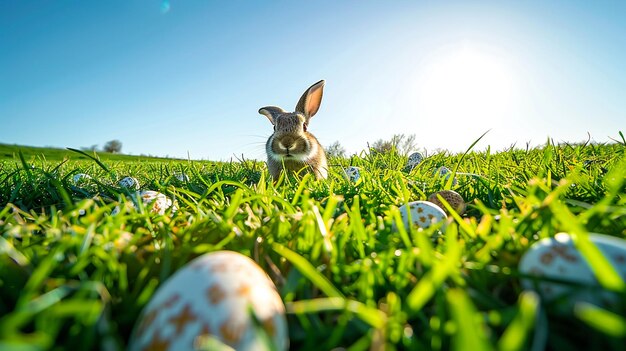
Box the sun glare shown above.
[414,45,520,133]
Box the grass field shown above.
[0,138,625,351]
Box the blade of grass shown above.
[497,291,540,351]
[272,243,344,298]
[446,289,494,351]
[286,297,387,329]
[449,129,490,188]
[17,150,34,184]
[549,202,625,292]
[66,148,111,174]
[574,302,626,337]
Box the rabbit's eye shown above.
[303,123,308,132]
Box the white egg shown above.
[519,232,626,307]
[119,176,140,190]
[397,201,448,229]
[72,173,92,184]
[112,191,176,215]
[343,166,361,182]
[137,190,177,215]
[407,152,424,168]
[128,251,288,351]
[174,172,190,182]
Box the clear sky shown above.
[2,1,625,160]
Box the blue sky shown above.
[1,1,625,160]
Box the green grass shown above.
[0,139,625,350]
[0,143,185,162]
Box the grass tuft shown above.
[0,140,625,350]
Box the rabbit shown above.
[259,80,328,180]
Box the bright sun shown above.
[414,45,519,131]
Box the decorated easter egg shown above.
[136,190,176,215]
[119,176,140,190]
[128,251,288,351]
[398,201,448,229]
[174,172,190,182]
[519,232,626,307]
[72,173,92,184]
[434,166,458,186]
[427,190,466,215]
[407,152,424,168]
[344,166,361,182]
[112,191,176,215]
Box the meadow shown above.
[0,138,625,351]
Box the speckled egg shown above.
[128,251,288,351]
[72,173,92,184]
[398,201,448,229]
[344,166,361,182]
[119,176,140,190]
[407,152,424,168]
[519,232,626,307]
[427,190,466,215]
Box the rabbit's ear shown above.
[259,106,285,124]
[295,80,325,119]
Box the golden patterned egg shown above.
[128,251,288,351]
[519,232,626,307]
[427,190,466,215]
[137,190,176,214]
[112,191,176,215]
[398,201,448,229]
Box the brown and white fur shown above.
[259,80,328,180]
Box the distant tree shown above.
[103,140,122,153]
[325,141,346,158]
[370,134,417,155]
[371,139,394,154]
[394,134,417,155]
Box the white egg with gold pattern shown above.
[112,191,176,215]
[128,251,288,351]
[398,201,448,229]
[137,190,176,215]
[519,232,626,308]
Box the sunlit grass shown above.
[0,139,625,350]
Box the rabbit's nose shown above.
[278,138,295,151]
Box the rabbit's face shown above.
[268,113,312,161]
[258,80,327,179]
